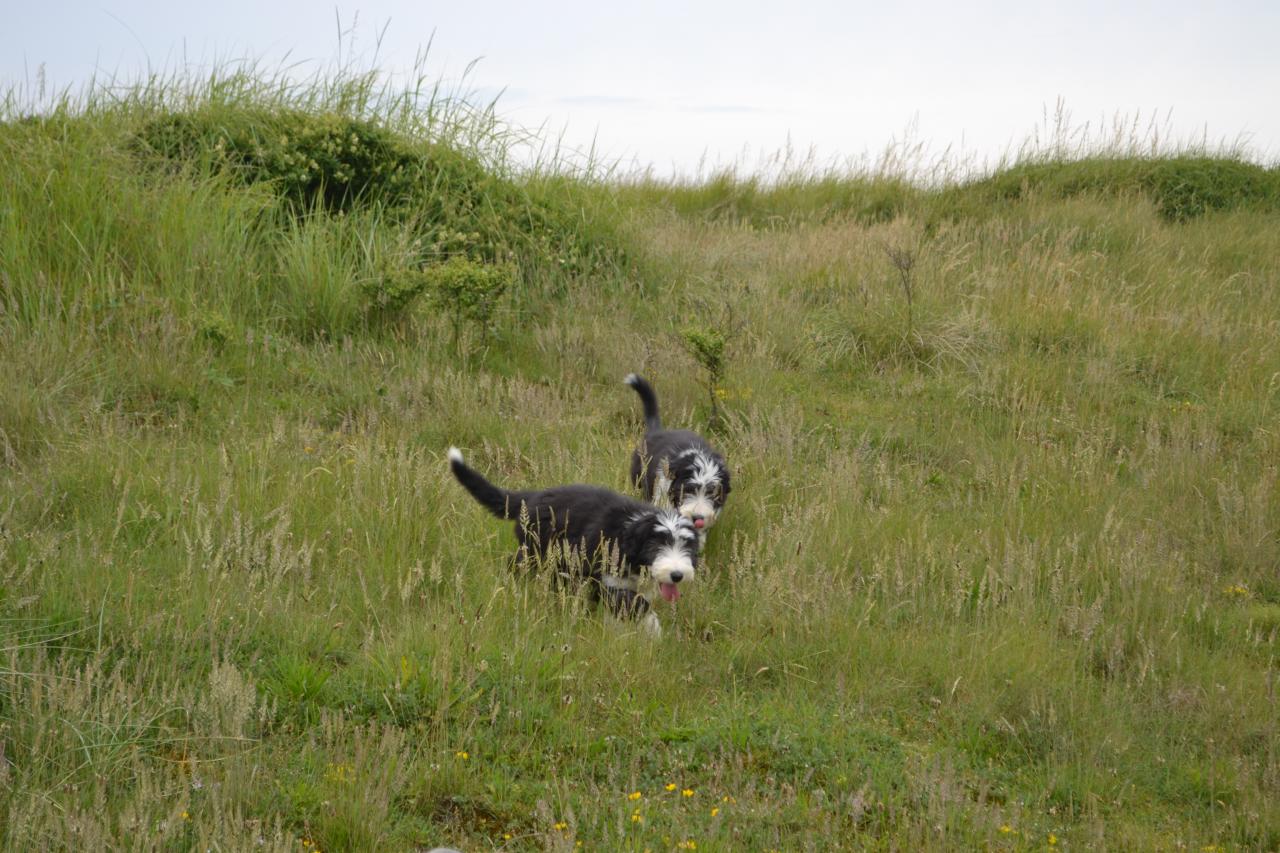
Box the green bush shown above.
[361,266,432,325]
[682,324,728,428]
[138,109,423,213]
[934,156,1280,223]
[1146,157,1280,221]
[422,257,513,346]
[195,310,235,351]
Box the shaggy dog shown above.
[447,448,697,636]
[625,374,731,549]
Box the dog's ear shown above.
[618,513,655,565]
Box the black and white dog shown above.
[448,447,697,636]
[625,374,731,550]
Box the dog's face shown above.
[622,510,699,603]
[664,450,731,533]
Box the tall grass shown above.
[2,66,1278,850]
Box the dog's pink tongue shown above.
[693,518,705,529]
[659,582,681,602]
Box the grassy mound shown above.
[622,155,1280,228]
[0,71,626,340]
[938,155,1280,222]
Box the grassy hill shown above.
[2,72,1278,851]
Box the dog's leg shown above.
[507,542,532,575]
[597,583,660,636]
[601,584,646,617]
[640,611,662,638]
[600,584,657,629]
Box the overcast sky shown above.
[5,1,1278,177]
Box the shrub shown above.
[138,109,423,214]
[933,156,1280,224]
[682,325,728,429]
[196,310,235,351]
[422,257,513,347]
[361,267,432,327]
[1146,157,1280,221]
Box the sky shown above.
[4,1,1279,178]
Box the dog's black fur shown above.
[625,374,731,543]
[448,448,697,629]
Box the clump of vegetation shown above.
[138,109,426,214]
[422,257,513,348]
[625,154,1279,230]
[359,257,513,344]
[195,310,235,351]
[934,155,1280,223]
[360,265,433,326]
[620,169,919,227]
[1145,157,1280,220]
[880,238,922,338]
[681,325,728,429]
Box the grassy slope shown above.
[1,78,1278,851]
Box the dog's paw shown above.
[641,611,662,638]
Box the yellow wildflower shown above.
[999,824,1012,834]
[181,810,190,821]
[554,821,568,831]
[710,807,720,817]
[682,788,695,797]
[631,812,643,824]
[628,791,643,801]
[455,750,469,760]
[665,782,677,791]
[323,763,354,784]
[1048,834,1058,845]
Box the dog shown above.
[447,447,697,636]
[625,374,731,550]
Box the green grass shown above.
[2,67,1278,851]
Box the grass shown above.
[1,66,1278,851]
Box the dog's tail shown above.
[624,374,663,432]
[448,448,526,520]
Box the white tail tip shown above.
[624,373,639,385]
[447,447,463,464]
